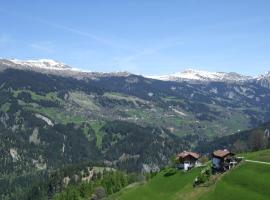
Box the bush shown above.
[91,186,106,200]
[198,156,209,164]
[193,167,212,187]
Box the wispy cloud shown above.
[30,41,55,53]
[0,7,191,74]
[35,18,125,49]
[113,37,184,71]
[0,8,129,50]
[0,7,186,72]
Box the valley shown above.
[2,1,270,199]
[0,60,270,199]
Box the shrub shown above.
[198,156,209,164]
[92,186,106,200]
[193,166,212,187]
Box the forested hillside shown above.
[196,121,270,153]
[1,64,270,199]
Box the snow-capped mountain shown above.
[256,71,270,88]
[0,58,96,80]
[1,58,74,71]
[1,58,270,87]
[147,69,253,83]
[0,58,131,79]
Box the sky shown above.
[0,0,270,76]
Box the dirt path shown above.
[245,159,270,165]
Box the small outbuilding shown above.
[212,149,236,172]
[176,151,200,171]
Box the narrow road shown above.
[245,159,270,165]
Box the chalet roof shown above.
[177,151,200,159]
[213,149,234,158]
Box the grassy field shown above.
[90,121,105,148]
[240,149,270,162]
[109,168,200,200]
[108,149,270,200]
[199,162,270,200]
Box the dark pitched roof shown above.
[177,151,200,159]
[213,149,234,158]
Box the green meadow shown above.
[109,168,200,200]
[240,148,270,162]
[199,162,270,200]
[109,149,270,200]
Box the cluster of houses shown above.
[176,149,238,172]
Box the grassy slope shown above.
[109,168,200,200]
[199,162,270,200]
[90,121,105,148]
[241,149,270,162]
[109,149,270,200]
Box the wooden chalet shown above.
[212,149,236,172]
[176,151,200,171]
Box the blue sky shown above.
[0,0,270,76]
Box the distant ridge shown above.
[147,68,253,83]
[1,58,270,88]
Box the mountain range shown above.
[1,58,270,86]
[1,58,270,199]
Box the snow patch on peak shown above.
[147,68,252,83]
[172,68,222,80]
[256,71,270,79]
[0,58,93,73]
[9,58,71,70]
[256,71,270,88]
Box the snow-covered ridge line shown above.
[7,58,80,71]
[0,58,269,84]
[147,69,254,82]
[0,58,130,77]
[3,59,130,75]
[1,58,94,73]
